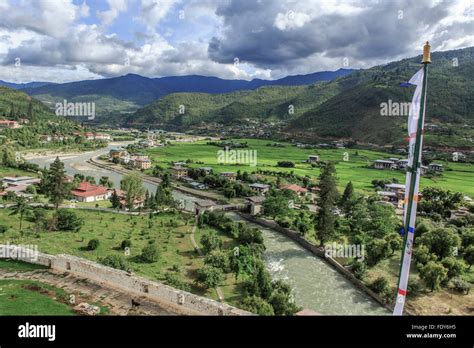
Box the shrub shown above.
[197,265,224,289]
[350,260,367,279]
[87,239,100,250]
[140,244,159,263]
[200,231,222,254]
[120,239,132,250]
[369,276,392,301]
[204,250,231,273]
[241,295,274,316]
[55,209,84,232]
[99,255,130,271]
[0,225,7,234]
[164,272,191,292]
[451,278,470,294]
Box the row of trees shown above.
[197,211,301,315]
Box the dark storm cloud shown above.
[208,0,454,68]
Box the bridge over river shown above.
[29,143,389,315]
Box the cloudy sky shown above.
[0,0,472,83]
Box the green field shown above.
[145,138,474,196]
[0,208,245,306]
[0,260,75,316]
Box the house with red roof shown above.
[280,184,308,196]
[70,182,111,202]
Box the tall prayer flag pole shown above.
[393,42,431,316]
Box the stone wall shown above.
[1,244,250,316]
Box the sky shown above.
[0,0,472,83]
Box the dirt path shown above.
[0,269,201,316]
[189,217,225,302]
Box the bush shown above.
[87,239,100,250]
[99,255,130,271]
[55,209,84,232]
[277,161,295,168]
[200,231,222,254]
[451,278,470,294]
[140,244,160,263]
[241,295,274,316]
[120,239,132,250]
[441,256,466,281]
[0,225,7,234]
[164,272,191,292]
[350,260,367,280]
[204,250,231,273]
[197,265,224,289]
[369,276,392,301]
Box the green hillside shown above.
[126,46,474,148]
[287,47,474,147]
[0,87,82,147]
[125,82,342,127]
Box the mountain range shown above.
[1,46,473,148]
[19,69,353,117]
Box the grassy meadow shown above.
[0,208,245,306]
[145,138,474,196]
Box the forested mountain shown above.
[126,46,474,147]
[20,69,353,118]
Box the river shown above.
[29,142,389,315]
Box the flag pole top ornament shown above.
[422,41,431,64]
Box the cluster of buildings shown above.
[0,176,41,199]
[70,182,144,209]
[373,158,443,174]
[109,149,152,170]
[0,120,22,129]
[72,132,111,141]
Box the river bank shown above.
[27,144,389,315]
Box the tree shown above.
[110,189,120,208]
[0,145,17,168]
[237,224,263,245]
[120,172,145,210]
[200,231,222,254]
[418,228,461,260]
[99,176,113,188]
[350,259,367,279]
[269,280,301,315]
[418,187,463,218]
[316,163,338,246]
[419,261,448,291]
[140,244,159,263]
[262,191,292,218]
[441,257,466,281]
[120,239,132,250]
[366,238,391,266]
[369,276,392,300]
[161,172,171,188]
[245,261,273,300]
[365,203,399,238]
[340,181,354,206]
[87,239,100,250]
[44,157,69,209]
[204,250,231,273]
[463,245,474,270]
[197,265,224,288]
[9,196,31,232]
[55,209,83,232]
[413,244,437,266]
[99,255,130,271]
[241,295,274,315]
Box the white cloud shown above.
[97,0,127,26]
[138,0,179,31]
